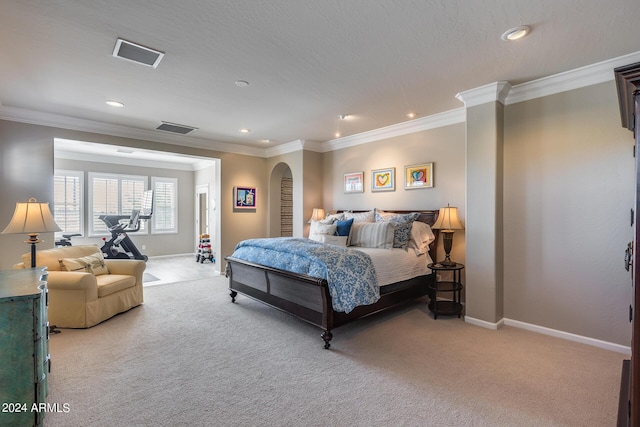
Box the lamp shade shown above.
[308,208,325,223]
[2,198,61,235]
[432,205,463,231]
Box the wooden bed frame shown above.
[225,210,439,348]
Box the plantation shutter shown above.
[53,171,83,235]
[152,177,177,233]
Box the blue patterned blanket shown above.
[231,237,379,313]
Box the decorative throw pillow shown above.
[375,211,420,249]
[349,222,396,249]
[324,212,345,222]
[391,222,415,249]
[59,251,109,276]
[373,208,396,221]
[335,218,354,236]
[316,235,348,247]
[343,210,375,223]
[309,221,338,242]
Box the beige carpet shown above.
[45,276,625,426]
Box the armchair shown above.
[14,245,145,328]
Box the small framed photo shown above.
[344,172,364,193]
[404,163,433,189]
[372,167,395,192]
[234,186,256,209]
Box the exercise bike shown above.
[99,209,150,261]
[55,233,81,247]
[100,190,153,261]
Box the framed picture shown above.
[344,172,364,193]
[371,167,395,192]
[404,163,433,189]
[234,186,256,209]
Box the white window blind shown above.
[89,173,147,235]
[152,177,178,233]
[53,170,84,236]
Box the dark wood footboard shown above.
[226,256,434,348]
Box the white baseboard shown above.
[147,253,197,259]
[464,316,631,355]
[464,316,504,330]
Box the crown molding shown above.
[0,104,267,158]
[323,108,466,152]
[455,81,512,107]
[264,139,325,157]
[506,50,640,105]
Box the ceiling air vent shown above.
[113,38,164,68]
[155,121,198,135]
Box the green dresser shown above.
[0,268,50,427]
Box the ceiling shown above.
[2,0,640,153]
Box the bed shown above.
[225,210,439,348]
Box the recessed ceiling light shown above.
[335,132,341,138]
[406,112,416,119]
[235,80,250,87]
[338,114,349,120]
[106,100,124,107]
[501,25,531,41]
[259,139,270,143]
[240,128,251,133]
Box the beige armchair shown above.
[14,245,145,328]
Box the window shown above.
[53,170,84,236]
[89,173,147,235]
[152,177,178,233]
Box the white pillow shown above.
[309,221,337,241]
[324,212,345,222]
[409,221,436,255]
[349,222,396,249]
[343,210,375,223]
[316,235,348,247]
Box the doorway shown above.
[196,185,209,237]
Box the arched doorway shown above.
[269,162,293,237]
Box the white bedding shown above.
[353,247,432,287]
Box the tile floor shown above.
[143,254,220,286]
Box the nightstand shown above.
[427,263,464,319]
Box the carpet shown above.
[44,276,625,426]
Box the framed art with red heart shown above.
[371,167,395,192]
[404,163,433,189]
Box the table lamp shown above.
[2,198,61,268]
[308,208,325,223]
[432,204,464,267]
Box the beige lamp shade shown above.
[431,204,463,266]
[2,198,61,235]
[308,208,325,223]
[432,205,463,231]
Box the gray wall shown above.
[503,81,633,345]
[0,121,56,268]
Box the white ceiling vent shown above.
[155,121,198,135]
[113,38,164,68]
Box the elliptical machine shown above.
[100,190,153,261]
